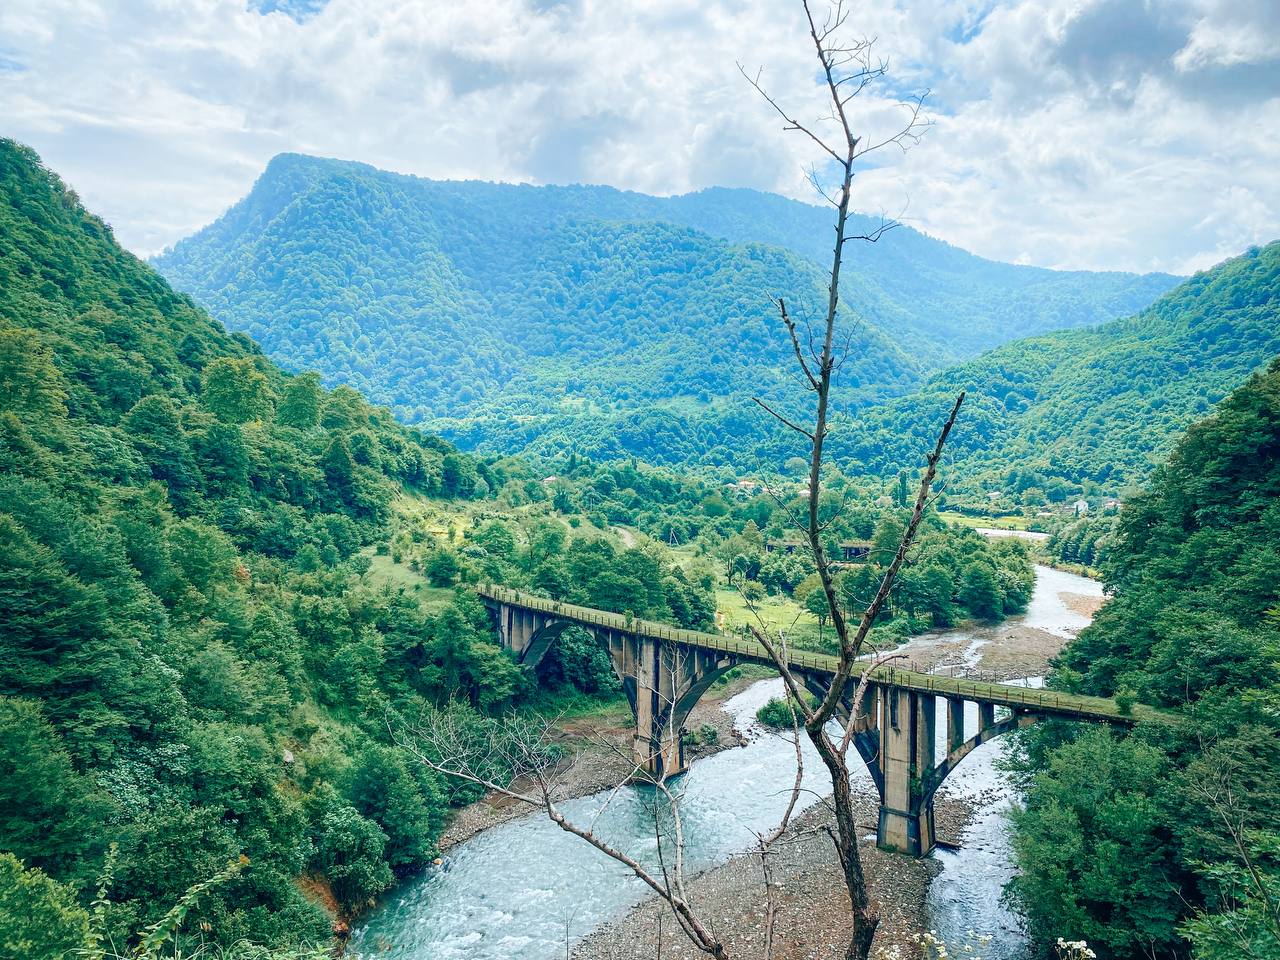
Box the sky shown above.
[2,0,1278,275]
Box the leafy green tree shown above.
[277,372,323,430]
[0,853,89,960]
[1009,729,1185,956]
[321,435,357,508]
[871,515,906,564]
[0,698,108,874]
[201,357,275,424]
[425,547,461,586]
[346,747,442,874]
[1181,829,1280,960]
[836,565,879,618]
[0,326,67,420]
[538,627,619,697]
[192,420,249,496]
[168,519,237,595]
[122,395,201,505]
[805,587,831,638]
[958,563,1002,620]
[312,805,393,911]
[441,453,477,499]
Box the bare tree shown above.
[739,3,961,959]
[389,643,800,959]
[395,5,960,959]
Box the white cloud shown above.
[1,0,1277,273]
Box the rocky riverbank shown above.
[437,675,755,853]
[569,751,979,960]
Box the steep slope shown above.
[1007,359,1280,957]
[834,242,1280,493]
[153,154,1176,466]
[0,140,505,949]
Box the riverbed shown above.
[351,565,1102,959]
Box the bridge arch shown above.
[478,585,1144,857]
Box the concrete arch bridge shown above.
[478,585,1155,857]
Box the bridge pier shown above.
[484,591,731,782]
[629,633,689,780]
[876,686,937,857]
[479,586,1141,856]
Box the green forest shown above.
[835,243,1280,497]
[0,140,717,956]
[1008,361,1280,959]
[0,139,1054,959]
[151,154,1174,469]
[3,125,1279,960]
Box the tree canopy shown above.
[1009,359,1280,958]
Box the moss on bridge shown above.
[477,585,1166,725]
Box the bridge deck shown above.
[479,585,1160,725]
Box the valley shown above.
[1,19,1278,957]
[354,563,1101,960]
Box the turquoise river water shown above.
[352,565,1101,959]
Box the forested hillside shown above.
[835,242,1280,495]
[0,137,505,949]
[0,138,735,958]
[152,154,1175,467]
[1008,360,1280,958]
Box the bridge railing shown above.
[477,584,1158,725]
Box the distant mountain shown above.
[153,154,1177,467]
[835,242,1280,495]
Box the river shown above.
[351,565,1102,959]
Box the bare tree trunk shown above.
[397,6,951,959]
[741,3,956,958]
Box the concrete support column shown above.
[978,701,996,734]
[631,634,659,776]
[946,696,965,755]
[625,637,686,780]
[878,687,916,854]
[877,688,937,857]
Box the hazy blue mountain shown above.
[154,153,1178,466]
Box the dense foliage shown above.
[0,139,622,954]
[1008,360,1280,958]
[837,243,1280,497]
[152,154,1174,468]
[1049,514,1118,570]
[723,509,1035,643]
[0,140,730,957]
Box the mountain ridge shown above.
[153,153,1180,467]
[832,241,1280,495]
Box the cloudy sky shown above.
[3,0,1278,274]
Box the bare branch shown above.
[752,396,816,440]
[774,297,819,390]
[737,62,844,165]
